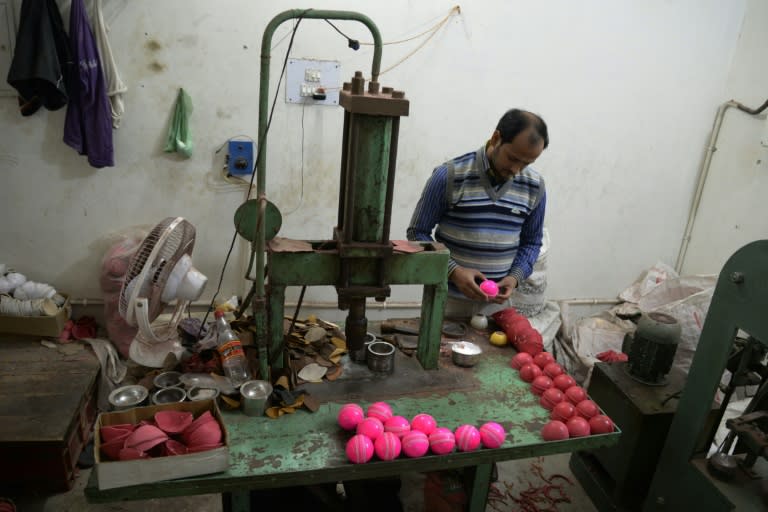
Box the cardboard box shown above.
[0,294,71,337]
[94,399,229,490]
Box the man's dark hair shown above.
[496,109,549,149]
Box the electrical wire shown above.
[323,6,459,78]
[198,10,309,335]
[282,100,306,216]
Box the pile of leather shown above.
[284,315,348,385]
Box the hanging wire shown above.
[197,10,310,337]
[282,99,307,216]
[323,6,460,78]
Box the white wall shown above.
[0,0,752,319]
[680,0,768,276]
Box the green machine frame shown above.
[244,10,449,376]
[643,240,768,510]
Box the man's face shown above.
[488,128,544,181]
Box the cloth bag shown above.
[164,88,193,157]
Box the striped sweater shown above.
[407,146,546,295]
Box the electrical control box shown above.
[227,140,254,176]
[286,58,341,106]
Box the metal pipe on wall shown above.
[675,98,768,273]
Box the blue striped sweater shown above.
[407,147,546,295]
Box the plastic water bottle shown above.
[214,310,251,387]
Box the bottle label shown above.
[218,340,245,362]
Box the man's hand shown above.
[493,276,518,303]
[449,266,489,301]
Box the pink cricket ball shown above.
[543,362,564,379]
[589,415,615,435]
[338,405,365,431]
[566,416,591,438]
[374,431,402,461]
[564,386,588,405]
[575,400,600,420]
[429,427,456,455]
[455,424,482,452]
[519,363,542,383]
[553,374,576,391]
[541,420,569,441]
[540,387,565,410]
[510,352,534,370]
[533,352,555,369]
[367,401,393,423]
[356,417,384,441]
[479,280,499,297]
[479,422,506,449]
[384,415,411,438]
[401,430,430,458]
[346,434,374,464]
[551,401,576,422]
[531,375,553,396]
[411,413,437,436]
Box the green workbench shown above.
[85,349,620,511]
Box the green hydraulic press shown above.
[640,240,768,510]
[236,10,449,380]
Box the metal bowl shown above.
[151,386,187,405]
[108,385,149,410]
[153,371,182,389]
[451,341,483,367]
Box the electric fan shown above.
[118,217,208,367]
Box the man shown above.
[407,108,549,316]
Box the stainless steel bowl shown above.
[451,341,483,367]
[108,385,149,410]
[151,386,187,405]
[153,371,182,389]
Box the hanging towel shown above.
[164,88,193,158]
[90,0,127,128]
[63,0,114,168]
[6,0,72,116]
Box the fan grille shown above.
[118,217,196,324]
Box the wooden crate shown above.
[0,337,100,491]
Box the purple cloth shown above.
[63,0,113,168]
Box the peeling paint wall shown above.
[0,0,755,318]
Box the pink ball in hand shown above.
[346,434,374,464]
[479,280,499,297]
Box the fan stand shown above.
[129,299,188,368]
[129,326,184,368]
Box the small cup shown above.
[153,371,182,389]
[367,341,396,374]
[152,386,187,405]
[240,380,273,417]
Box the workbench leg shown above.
[416,283,447,370]
[222,490,251,512]
[465,463,492,512]
[268,284,286,370]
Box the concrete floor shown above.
[4,454,596,512]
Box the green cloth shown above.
[164,88,193,158]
